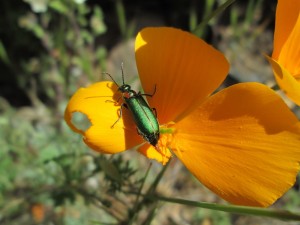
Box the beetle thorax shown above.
[119,84,137,98]
[118,84,131,93]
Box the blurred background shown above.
[0,0,299,224]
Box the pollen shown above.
[155,124,177,165]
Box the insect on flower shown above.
[103,64,160,147]
[65,27,300,207]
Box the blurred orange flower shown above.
[267,0,300,105]
[65,27,300,207]
[31,203,45,223]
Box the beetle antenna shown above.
[121,62,125,85]
[102,72,119,87]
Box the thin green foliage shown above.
[1,0,300,224]
[193,0,236,37]
[148,195,300,221]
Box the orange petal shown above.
[272,0,300,60]
[277,13,300,76]
[137,142,172,165]
[135,27,229,124]
[171,82,300,207]
[267,56,300,106]
[64,81,143,154]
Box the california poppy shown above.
[65,27,300,207]
[267,0,300,105]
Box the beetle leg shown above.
[140,84,157,97]
[111,103,127,128]
[105,96,122,105]
[152,108,158,117]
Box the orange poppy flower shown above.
[267,0,300,105]
[31,203,45,223]
[65,27,300,207]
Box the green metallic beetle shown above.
[105,65,160,147]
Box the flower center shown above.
[154,123,177,164]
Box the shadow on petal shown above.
[65,81,144,154]
[172,82,300,206]
[206,82,300,134]
[267,56,300,106]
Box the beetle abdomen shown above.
[125,95,160,146]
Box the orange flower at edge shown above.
[31,203,45,223]
[267,0,300,105]
[65,27,300,207]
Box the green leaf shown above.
[49,0,69,14]
[99,158,122,183]
[0,40,10,65]
[23,0,49,13]
[90,6,107,36]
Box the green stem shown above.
[193,0,236,37]
[127,161,170,224]
[115,0,127,40]
[149,195,300,221]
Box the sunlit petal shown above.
[64,81,143,153]
[137,141,172,165]
[171,82,300,207]
[277,13,300,76]
[135,27,229,124]
[272,0,300,60]
[267,56,300,106]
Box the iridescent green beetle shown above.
[105,65,159,147]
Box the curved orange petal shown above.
[135,27,229,124]
[272,0,300,60]
[267,56,300,106]
[277,13,300,76]
[137,141,172,165]
[64,81,143,154]
[171,82,300,207]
